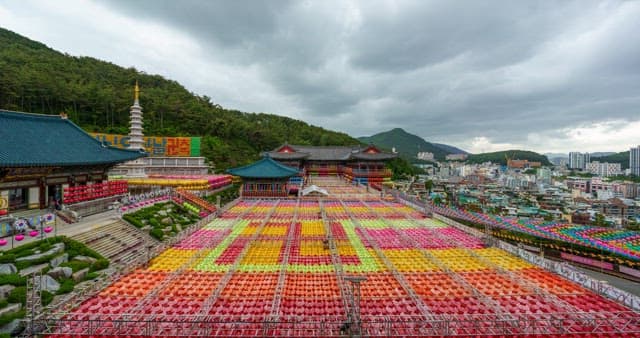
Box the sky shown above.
[1,0,639,154]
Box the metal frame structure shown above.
[33,193,640,337]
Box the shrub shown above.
[0,309,25,326]
[61,237,103,260]
[84,272,100,281]
[149,218,161,228]
[149,228,164,241]
[123,214,144,228]
[56,278,74,295]
[0,299,8,309]
[90,258,109,272]
[7,286,26,305]
[0,254,16,264]
[41,290,54,306]
[59,260,91,272]
[0,273,26,286]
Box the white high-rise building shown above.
[586,161,621,177]
[568,152,590,170]
[631,146,640,176]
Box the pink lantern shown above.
[29,230,39,237]
[15,234,24,241]
[44,227,53,233]
[0,239,7,246]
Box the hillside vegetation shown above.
[358,128,455,160]
[592,151,630,169]
[0,28,357,170]
[466,150,552,166]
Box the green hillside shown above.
[358,128,453,160]
[0,28,357,170]
[467,150,552,166]
[593,151,630,169]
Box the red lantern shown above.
[29,230,39,237]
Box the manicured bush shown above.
[56,278,74,295]
[41,290,54,306]
[149,228,164,241]
[0,299,8,309]
[90,258,109,272]
[149,218,161,228]
[0,273,26,286]
[60,237,103,260]
[123,214,144,228]
[0,309,25,326]
[0,254,16,264]
[59,260,91,272]
[7,286,26,305]
[84,272,100,280]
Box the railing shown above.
[40,311,640,336]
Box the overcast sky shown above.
[1,0,639,154]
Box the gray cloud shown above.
[53,1,640,151]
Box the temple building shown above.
[0,110,145,215]
[265,144,396,185]
[227,156,301,198]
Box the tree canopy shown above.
[0,28,357,170]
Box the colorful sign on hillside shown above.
[91,133,201,157]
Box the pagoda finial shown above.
[134,80,140,102]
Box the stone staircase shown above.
[71,220,158,265]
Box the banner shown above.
[560,252,614,271]
[91,133,201,157]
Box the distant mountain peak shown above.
[357,128,466,160]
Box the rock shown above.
[175,224,182,232]
[19,263,48,277]
[49,253,69,268]
[74,255,97,264]
[161,217,173,225]
[157,210,167,216]
[35,275,60,293]
[0,318,24,335]
[0,303,21,318]
[47,267,72,280]
[72,268,89,283]
[162,227,172,233]
[15,243,65,262]
[141,225,151,231]
[0,285,15,299]
[0,264,17,275]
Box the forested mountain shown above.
[432,143,468,155]
[593,151,630,169]
[466,150,552,166]
[0,28,358,169]
[358,128,455,160]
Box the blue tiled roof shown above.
[227,156,300,178]
[0,110,146,167]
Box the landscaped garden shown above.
[122,202,201,241]
[0,237,110,336]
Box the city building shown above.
[507,159,541,169]
[568,152,590,170]
[586,161,622,177]
[631,145,640,176]
[416,152,434,161]
[445,153,468,161]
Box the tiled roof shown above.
[0,110,146,167]
[266,144,397,161]
[227,156,300,178]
